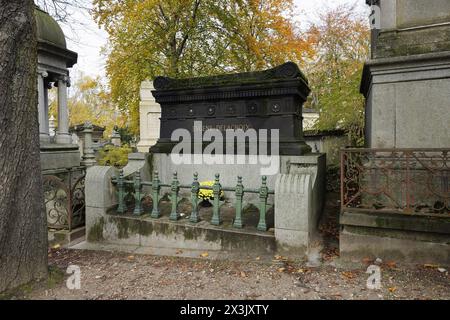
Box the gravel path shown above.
[17,248,449,300]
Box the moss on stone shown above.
[110,217,141,239]
[139,220,154,236]
[87,217,105,242]
[375,26,450,58]
[47,266,64,289]
[35,7,67,48]
[204,229,222,243]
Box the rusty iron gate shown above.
[42,166,86,231]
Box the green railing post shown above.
[169,171,180,221]
[211,173,222,225]
[133,171,144,215]
[233,176,244,228]
[117,169,126,214]
[151,170,161,218]
[257,176,268,231]
[190,172,200,223]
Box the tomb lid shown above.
[153,62,308,90]
[35,6,67,49]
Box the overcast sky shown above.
[61,0,369,80]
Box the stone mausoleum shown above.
[36,6,80,169]
[35,6,91,243]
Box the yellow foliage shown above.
[97,144,132,168]
[92,0,313,135]
[304,5,370,146]
[74,74,128,138]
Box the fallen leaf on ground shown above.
[362,257,373,264]
[200,252,209,258]
[127,255,135,261]
[52,244,60,249]
[277,268,286,273]
[342,271,356,279]
[386,261,397,268]
[388,287,397,293]
[240,271,247,278]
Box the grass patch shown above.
[0,265,65,299]
[47,265,65,289]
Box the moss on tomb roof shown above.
[35,6,67,49]
[153,62,309,90]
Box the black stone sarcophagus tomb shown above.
[150,61,312,155]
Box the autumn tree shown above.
[69,75,128,137]
[0,0,48,292]
[213,0,313,72]
[93,0,311,134]
[305,5,370,145]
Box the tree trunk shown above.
[0,0,48,292]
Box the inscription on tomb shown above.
[150,62,312,155]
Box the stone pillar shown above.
[37,70,49,142]
[49,115,56,137]
[56,75,71,144]
[44,81,50,136]
[136,80,161,152]
[111,128,121,147]
[81,121,96,167]
[361,0,450,148]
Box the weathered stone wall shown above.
[362,52,450,148]
[379,0,450,31]
[340,210,450,265]
[375,25,450,59]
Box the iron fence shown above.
[340,148,450,216]
[42,166,86,231]
[112,171,274,231]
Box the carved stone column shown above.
[111,127,121,147]
[37,69,49,142]
[81,121,96,167]
[56,75,71,144]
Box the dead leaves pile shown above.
[272,255,306,274]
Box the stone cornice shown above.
[38,41,78,68]
[152,80,310,104]
[360,50,450,97]
[153,62,308,90]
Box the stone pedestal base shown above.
[40,143,81,171]
[137,139,158,153]
[340,210,450,266]
[274,154,326,256]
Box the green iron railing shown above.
[112,170,274,231]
